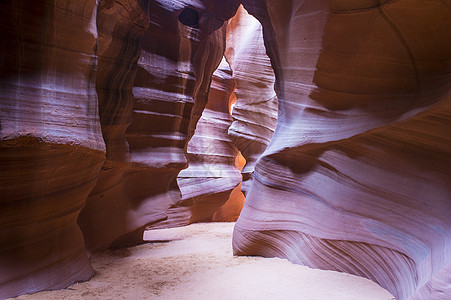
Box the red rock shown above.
[111,0,240,242]
[225,5,278,195]
[0,1,104,297]
[233,1,451,299]
[78,0,150,255]
[3,1,451,299]
[0,0,241,297]
[154,58,243,228]
[82,0,241,250]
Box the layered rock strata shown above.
[155,58,243,228]
[78,0,150,254]
[113,0,240,241]
[1,0,241,297]
[0,1,105,298]
[225,5,277,195]
[233,1,451,299]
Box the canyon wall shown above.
[225,5,277,195]
[2,0,451,299]
[155,58,243,228]
[160,5,281,227]
[0,1,105,297]
[79,0,240,249]
[0,0,240,298]
[233,1,451,299]
[77,0,150,254]
[110,0,240,243]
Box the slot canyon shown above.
[1,0,450,299]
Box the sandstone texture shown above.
[225,5,277,195]
[78,0,150,254]
[161,58,244,228]
[111,0,240,241]
[1,0,240,298]
[2,0,451,299]
[0,1,105,298]
[81,0,240,250]
[233,1,451,300]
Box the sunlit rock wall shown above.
[225,5,277,195]
[111,0,240,244]
[78,0,150,254]
[153,58,243,228]
[0,0,241,297]
[234,1,451,299]
[0,1,105,298]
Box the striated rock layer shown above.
[156,58,244,228]
[78,0,150,254]
[234,1,451,299]
[225,5,277,195]
[0,1,105,298]
[113,0,240,242]
[1,0,242,297]
[80,0,241,250]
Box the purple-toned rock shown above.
[233,1,451,299]
[0,1,104,298]
[225,5,277,195]
[157,58,243,228]
[78,0,150,254]
[110,0,240,244]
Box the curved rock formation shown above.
[233,1,451,299]
[80,0,241,250]
[109,0,240,245]
[1,0,241,297]
[78,0,150,254]
[0,1,105,298]
[225,5,278,195]
[156,58,243,228]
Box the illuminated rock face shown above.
[80,0,240,250]
[0,1,105,298]
[111,0,240,243]
[233,1,451,299]
[78,0,150,254]
[0,0,240,297]
[154,58,244,228]
[225,5,277,195]
[2,0,451,299]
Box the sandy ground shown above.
[14,223,394,300]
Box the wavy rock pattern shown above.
[0,1,105,298]
[78,0,150,254]
[155,58,243,228]
[234,1,451,299]
[109,0,240,244]
[1,0,241,297]
[225,5,277,195]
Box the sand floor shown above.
[13,222,394,300]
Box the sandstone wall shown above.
[0,1,105,297]
[80,0,240,250]
[2,1,451,299]
[0,0,240,297]
[234,1,451,299]
[225,5,277,195]
[78,0,150,254]
[111,0,240,243]
[158,58,243,228]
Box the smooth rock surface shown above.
[112,0,240,242]
[0,1,105,298]
[225,5,278,195]
[161,58,244,228]
[78,0,150,254]
[234,1,451,299]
